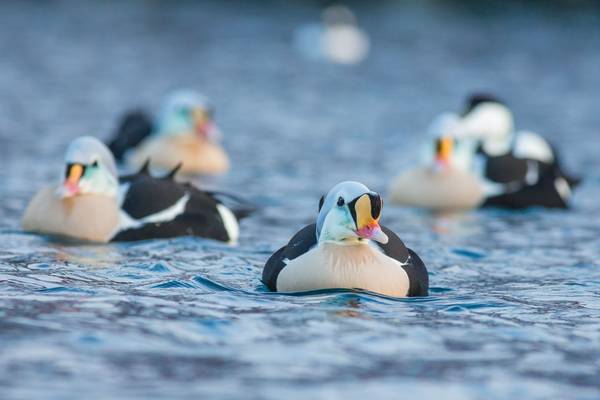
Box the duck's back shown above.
[114,174,233,242]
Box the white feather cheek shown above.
[319,207,355,242]
[159,113,192,137]
[82,168,118,196]
[77,176,93,194]
[453,140,477,171]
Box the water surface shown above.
[1,1,600,399]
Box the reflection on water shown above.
[1,1,600,399]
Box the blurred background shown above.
[2,0,599,211]
[1,1,600,399]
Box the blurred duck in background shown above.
[454,94,581,209]
[108,89,230,176]
[294,4,370,65]
[22,137,248,243]
[388,113,485,212]
[389,95,581,212]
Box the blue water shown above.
[1,1,600,399]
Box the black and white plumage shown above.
[22,137,248,243]
[477,136,578,209]
[113,162,246,242]
[262,181,428,297]
[262,223,428,297]
[456,94,581,209]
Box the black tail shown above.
[205,190,258,220]
[558,169,582,189]
[107,110,153,161]
[548,141,582,190]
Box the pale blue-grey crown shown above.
[64,136,118,179]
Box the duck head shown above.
[59,136,118,198]
[316,181,388,244]
[423,113,476,172]
[156,89,220,141]
[454,93,514,156]
[425,113,459,171]
[322,4,357,27]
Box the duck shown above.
[452,93,581,209]
[262,181,428,297]
[294,4,370,65]
[22,136,247,243]
[107,89,230,175]
[388,113,485,212]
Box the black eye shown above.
[92,160,99,167]
[337,197,345,207]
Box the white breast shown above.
[21,186,120,243]
[388,167,485,211]
[276,242,410,297]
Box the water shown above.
[1,1,600,399]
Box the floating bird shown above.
[108,89,230,175]
[294,4,370,65]
[22,136,246,243]
[262,181,428,297]
[388,113,485,212]
[453,94,581,209]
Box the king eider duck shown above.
[388,113,485,212]
[453,94,581,209]
[107,89,229,175]
[262,181,428,297]
[22,136,246,243]
[294,4,370,65]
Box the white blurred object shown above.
[294,4,370,65]
[420,112,461,167]
[419,112,480,173]
[427,112,461,138]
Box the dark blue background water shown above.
[1,1,600,399]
